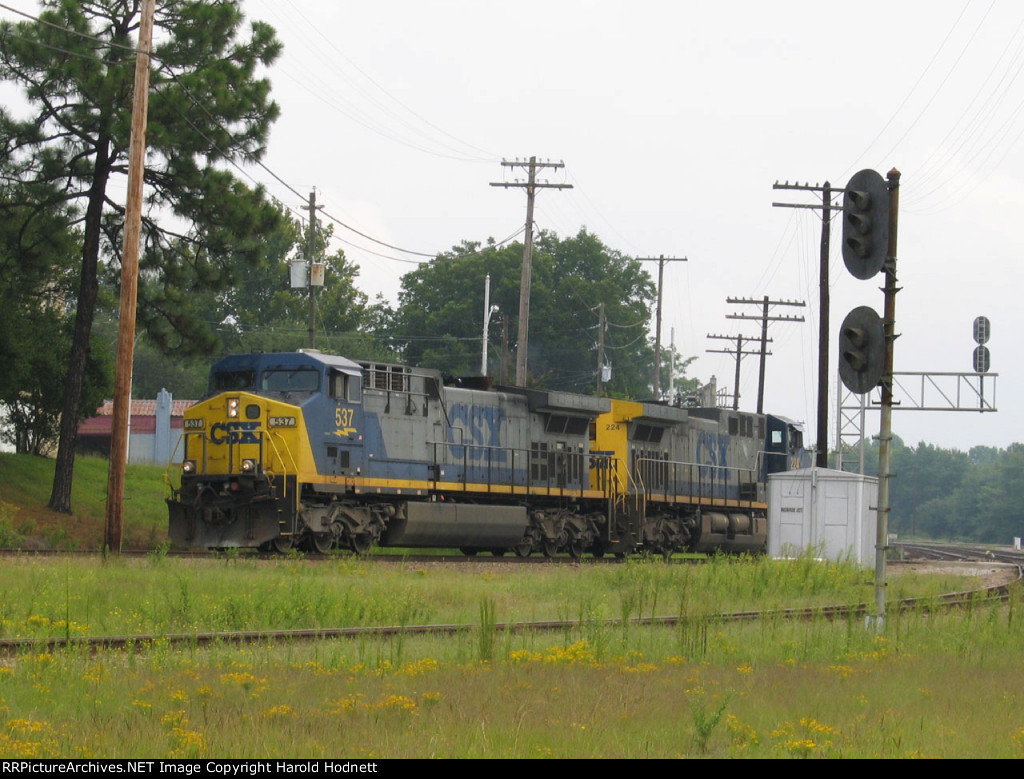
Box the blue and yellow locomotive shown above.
[168,349,807,556]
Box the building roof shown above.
[93,399,196,417]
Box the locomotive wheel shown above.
[490,548,506,557]
[542,539,559,558]
[350,534,372,555]
[591,541,605,559]
[311,533,334,554]
[271,536,293,555]
[567,539,586,560]
[513,541,532,558]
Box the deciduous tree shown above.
[389,228,685,398]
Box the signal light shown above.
[839,306,885,393]
[973,345,991,374]
[842,169,890,280]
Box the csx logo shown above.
[210,421,261,445]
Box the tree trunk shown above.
[47,141,111,514]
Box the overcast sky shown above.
[7,0,1022,453]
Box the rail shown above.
[5,564,1016,655]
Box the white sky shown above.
[6,0,1022,452]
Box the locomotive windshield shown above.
[261,368,320,394]
[211,370,256,392]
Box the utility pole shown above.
[726,296,805,414]
[491,157,572,386]
[500,315,510,385]
[105,0,155,555]
[481,274,499,375]
[773,180,841,468]
[706,333,770,410]
[596,303,606,397]
[638,255,687,400]
[304,190,319,349]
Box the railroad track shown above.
[899,541,1024,566]
[3,563,1018,656]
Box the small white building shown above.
[768,467,878,565]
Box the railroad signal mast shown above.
[836,167,900,633]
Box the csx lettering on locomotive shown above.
[446,403,506,461]
[209,421,261,445]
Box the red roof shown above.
[78,398,198,438]
[93,399,196,417]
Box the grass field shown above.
[0,553,1019,758]
[0,453,170,550]
[0,454,1020,758]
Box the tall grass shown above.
[0,592,1020,758]
[0,554,1013,758]
[0,554,976,639]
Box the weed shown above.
[478,598,496,663]
[690,692,730,753]
[148,541,172,565]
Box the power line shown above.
[0,4,484,265]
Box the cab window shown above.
[212,370,255,392]
[261,369,320,393]
[331,370,362,404]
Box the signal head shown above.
[839,306,885,393]
[842,169,890,279]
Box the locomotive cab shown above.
[169,350,367,550]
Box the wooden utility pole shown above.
[638,255,687,400]
[491,158,572,386]
[104,0,155,554]
[773,180,841,467]
[706,333,770,410]
[726,296,805,413]
[596,303,606,396]
[304,190,318,349]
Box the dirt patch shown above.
[888,560,1021,589]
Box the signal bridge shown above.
[838,370,997,473]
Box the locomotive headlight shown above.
[227,398,240,418]
[241,458,257,473]
[182,459,196,475]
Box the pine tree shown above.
[0,1,284,512]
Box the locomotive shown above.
[167,349,807,557]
